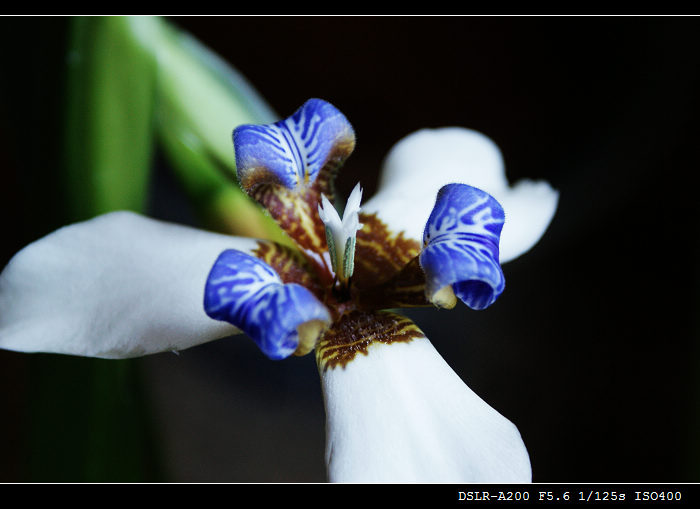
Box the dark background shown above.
[1,16,698,482]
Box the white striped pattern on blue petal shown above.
[204,249,331,360]
[233,98,354,190]
[420,184,506,310]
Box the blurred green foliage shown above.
[1,15,289,481]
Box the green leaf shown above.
[23,16,162,482]
[63,16,157,220]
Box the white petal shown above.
[363,128,558,263]
[0,211,259,358]
[320,336,532,483]
[498,178,559,263]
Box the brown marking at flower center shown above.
[315,310,424,371]
[353,212,422,289]
[354,256,431,309]
[251,183,327,256]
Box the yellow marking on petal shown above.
[431,285,457,309]
[294,319,328,356]
[316,310,425,371]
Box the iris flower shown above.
[0,99,557,482]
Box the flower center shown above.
[317,183,364,289]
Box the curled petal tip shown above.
[204,249,330,359]
[420,183,505,310]
[233,98,355,192]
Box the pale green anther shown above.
[325,225,339,274]
[343,236,356,281]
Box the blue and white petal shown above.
[204,249,331,360]
[420,184,505,310]
[362,128,558,264]
[233,98,355,191]
[0,212,256,358]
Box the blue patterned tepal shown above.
[204,249,331,359]
[420,183,506,310]
[233,98,355,191]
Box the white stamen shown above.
[318,183,364,282]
